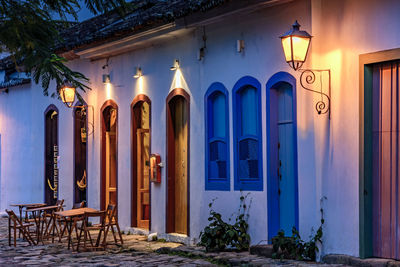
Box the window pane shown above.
[212,93,226,138]
[209,141,227,179]
[240,87,257,136]
[239,138,258,179]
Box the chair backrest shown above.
[84,210,107,227]
[55,199,64,211]
[72,201,85,209]
[6,209,22,225]
[106,204,117,223]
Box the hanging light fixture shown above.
[58,80,76,108]
[279,21,331,119]
[170,59,180,71]
[280,20,312,71]
[133,67,142,78]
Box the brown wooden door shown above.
[131,97,151,229]
[166,91,189,235]
[137,128,150,228]
[372,61,400,259]
[74,106,87,205]
[45,106,58,206]
[101,102,118,212]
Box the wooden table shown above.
[10,203,46,221]
[55,208,98,250]
[26,205,59,244]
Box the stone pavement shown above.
[0,217,346,266]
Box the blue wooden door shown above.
[277,86,296,235]
[267,77,298,239]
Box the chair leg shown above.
[110,225,118,244]
[77,226,83,252]
[8,217,11,246]
[13,225,16,247]
[115,223,123,244]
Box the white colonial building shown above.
[1,0,400,260]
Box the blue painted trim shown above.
[205,82,230,191]
[232,76,263,191]
[266,71,299,241]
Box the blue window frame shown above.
[233,76,263,191]
[205,82,230,191]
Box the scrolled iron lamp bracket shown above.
[299,69,331,119]
[280,21,331,120]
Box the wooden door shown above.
[267,79,298,239]
[132,99,151,229]
[167,90,190,235]
[74,106,87,205]
[372,61,400,259]
[101,102,118,212]
[45,106,58,206]
[277,85,296,235]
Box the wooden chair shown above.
[103,204,123,245]
[44,199,65,239]
[58,201,85,241]
[6,209,36,246]
[77,210,107,251]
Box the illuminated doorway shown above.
[166,89,190,235]
[131,95,151,229]
[101,100,118,212]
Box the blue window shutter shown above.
[233,76,263,191]
[205,83,230,191]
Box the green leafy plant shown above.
[198,193,252,252]
[271,197,326,261]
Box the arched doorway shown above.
[131,94,151,229]
[101,100,118,212]
[266,72,299,240]
[74,103,87,206]
[44,105,59,206]
[166,88,190,235]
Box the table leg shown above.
[19,207,23,222]
[67,218,73,250]
[39,210,45,245]
[31,211,39,244]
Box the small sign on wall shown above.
[150,154,161,183]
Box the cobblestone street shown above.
[0,217,347,266]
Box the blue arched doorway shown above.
[266,72,299,240]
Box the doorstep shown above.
[158,233,194,246]
[123,226,150,236]
[323,254,400,267]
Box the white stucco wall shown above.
[1,0,400,259]
[308,0,400,257]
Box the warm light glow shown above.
[59,83,76,108]
[169,68,189,92]
[137,75,145,94]
[282,36,311,63]
[105,82,113,100]
[175,69,182,88]
[280,21,312,70]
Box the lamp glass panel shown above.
[281,37,292,62]
[292,36,310,62]
[61,87,75,104]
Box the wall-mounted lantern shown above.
[280,21,331,119]
[280,21,312,71]
[133,67,142,78]
[58,80,95,137]
[58,80,76,108]
[170,59,180,71]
